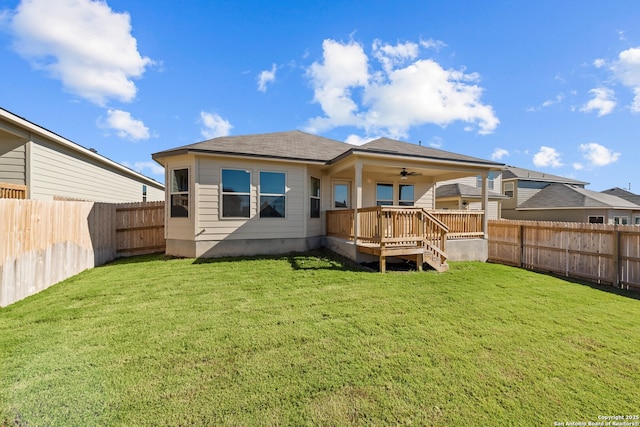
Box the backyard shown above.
[1,252,639,426]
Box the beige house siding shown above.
[0,140,26,185]
[196,157,306,242]
[165,156,196,242]
[29,137,164,202]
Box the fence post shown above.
[519,224,524,268]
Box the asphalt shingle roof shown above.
[600,187,640,206]
[152,132,505,168]
[518,184,639,209]
[502,165,588,186]
[436,183,508,199]
[152,131,349,163]
[357,138,502,166]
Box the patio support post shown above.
[353,160,363,245]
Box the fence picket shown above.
[1,199,165,307]
[488,220,640,290]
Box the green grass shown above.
[1,252,639,426]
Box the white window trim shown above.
[221,168,252,219]
[333,180,351,209]
[259,170,287,219]
[310,176,321,219]
[504,182,514,197]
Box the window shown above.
[503,182,514,198]
[222,169,250,218]
[260,172,286,218]
[142,185,147,202]
[334,182,350,208]
[612,216,629,225]
[588,216,604,224]
[310,176,320,218]
[476,172,495,190]
[399,184,414,206]
[376,183,393,206]
[170,168,189,218]
[635,216,640,225]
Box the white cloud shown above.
[580,87,616,116]
[427,136,443,148]
[199,111,233,139]
[257,63,277,93]
[611,47,640,112]
[305,38,499,139]
[593,58,606,68]
[579,142,620,167]
[372,39,419,74]
[533,146,563,168]
[100,109,150,140]
[573,163,584,170]
[420,38,447,51]
[344,134,375,146]
[122,160,164,176]
[6,0,153,106]
[491,148,509,161]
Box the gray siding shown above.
[30,137,164,202]
[0,139,26,185]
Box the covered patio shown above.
[321,138,503,272]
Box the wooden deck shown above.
[0,182,27,199]
[326,207,473,272]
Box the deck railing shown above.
[430,210,484,239]
[327,206,456,266]
[0,182,27,199]
[326,207,484,241]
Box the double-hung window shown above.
[310,177,320,218]
[260,172,286,218]
[222,169,251,218]
[476,172,495,190]
[170,168,189,218]
[399,184,414,206]
[376,183,393,206]
[503,182,514,198]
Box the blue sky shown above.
[1,0,639,190]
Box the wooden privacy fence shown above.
[0,199,165,307]
[488,219,640,290]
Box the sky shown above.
[1,0,639,191]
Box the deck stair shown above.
[353,207,449,273]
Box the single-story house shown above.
[152,131,504,271]
[0,107,164,202]
[510,183,640,224]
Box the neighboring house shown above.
[152,131,504,270]
[0,107,164,202]
[435,175,509,219]
[508,183,640,223]
[600,187,640,224]
[500,165,589,220]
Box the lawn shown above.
[1,252,639,426]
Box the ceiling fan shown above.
[397,168,421,180]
